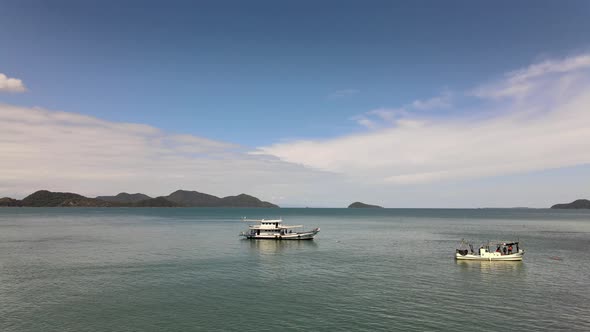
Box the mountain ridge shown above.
[0,189,278,208]
[551,199,590,209]
[164,190,278,208]
[97,193,152,204]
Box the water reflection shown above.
[455,260,528,287]
[246,239,318,255]
[456,260,525,274]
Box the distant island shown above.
[0,189,278,208]
[551,199,590,209]
[348,202,383,208]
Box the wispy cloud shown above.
[352,108,407,129]
[0,73,26,93]
[0,104,342,201]
[353,90,452,129]
[328,89,360,99]
[259,53,590,185]
[472,54,590,100]
[411,91,452,110]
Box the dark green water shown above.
[1,208,589,331]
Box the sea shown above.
[1,208,589,331]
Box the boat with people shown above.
[455,239,525,261]
[239,218,320,240]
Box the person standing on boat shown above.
[508,245,513,254]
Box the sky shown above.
[1,0,590,207]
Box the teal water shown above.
[1,208,589,331]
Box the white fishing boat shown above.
[455,239,525,261]
[240,218,320,240]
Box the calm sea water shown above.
[1,208,589,331]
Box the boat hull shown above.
[455,252,524,261]
[241,230,319,240]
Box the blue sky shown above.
[1,1,590,206]
[3,0,590,144]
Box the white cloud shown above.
[0,104,347,203]
[258,53,590,185]
[3,54,590,208]
[0,73,26,93]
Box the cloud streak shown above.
[328,89,360,99]
[411,91,452,110]
[354,91,452,129]
[259,53,590,185]
[472,54,590,100]
[0,73,26,93]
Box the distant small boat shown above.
[240,218,320,240]
[455,239,524,261]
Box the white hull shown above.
[455,252,524,261]
[242,229,319,240]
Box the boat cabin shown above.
[245,219,303,236]
[240,218,320,240]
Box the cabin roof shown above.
[249,225,303,229]
[242,218,283,223]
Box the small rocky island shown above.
[348,202,383,208]
[551,199,590,209]
[0,189,278,208]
